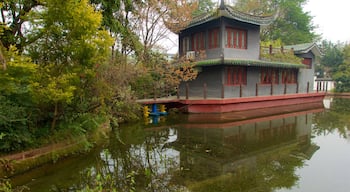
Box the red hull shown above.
[180,93,325,113]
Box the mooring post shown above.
[256,83,258,96]
[151,103,157,114]
[186,83,189,100]
[307,82,310,93]
[284,83,287,94]
[203,83,207,99]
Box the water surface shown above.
[11,97,350,192]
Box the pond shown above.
[10,97,350,191]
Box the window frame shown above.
[281,69,298,84]
[225,27,247,49]
[181,36,190,54]
[208,28,220,49]
[260,68,279,84]
[226,66,247,86]
[192,32,206,51]
[302,58,312,69]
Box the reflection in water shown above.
[314,98,350,138]
[171,108,320,192]
[12,103,325,191]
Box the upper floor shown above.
[178,0,275,61]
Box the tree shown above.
[89,0,143,61]
[0,46,38,151]
[30,66,76,131]
[27,0,113,131]
[235,0,318,44]
[235,0,277,16]
[192,0,216,16]
[318,40,344,78]
[260,0,318,44]
[333,44,350,92]
[0,0,43,51]
[163,0,198,34]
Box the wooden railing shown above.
[260,45,294,55]
[140,81,328,101]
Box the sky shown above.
[303,0,350,43]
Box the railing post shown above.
[270,82,273,95]
[296,82,299,93]
[323,81,325,91]
[203,83,207,99]
[269,44,272,54]
[186,83,189,100]
[307,82,309,93]
[284,83,287,94]
[316,81,319,92]
[221,84,225,99]
[326,82,328,92]
[240,84,242,97]
[256,83,259,96]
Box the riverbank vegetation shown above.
[0,0,199,154]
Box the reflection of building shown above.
[171,104,323,191]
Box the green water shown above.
[11,97,350,192]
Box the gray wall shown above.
[297,52,315,93]
[222,18,261,60]
[179,65,310,98]
[179,66,223,98]
[179,18,261,60]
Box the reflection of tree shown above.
[313,98,350,138]
[76,123,183,191]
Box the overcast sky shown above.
[304,0,350,43]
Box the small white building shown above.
[314,77,335,91]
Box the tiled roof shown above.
[285,42,322,57]
[185,4,276,30]
[195,58,306,69]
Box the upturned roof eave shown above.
[285,42,322,57]
[182,6,275,32]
